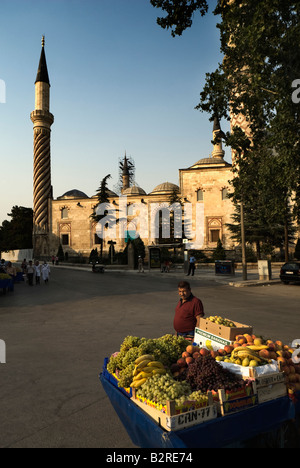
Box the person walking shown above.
[138,256,144,273]
[34,261,41,285]
[41,262,50,284]
[27,261,35,286]
[186,255,196,276]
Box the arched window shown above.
[61,208,68,219]
[222,188,228,200]
[197,189,204,202]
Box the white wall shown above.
[1,249,34,263]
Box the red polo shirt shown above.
[174,294,204,333]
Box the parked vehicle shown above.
[280,261,300,284]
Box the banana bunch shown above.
[231,346,269,367]
[130,355,166,388]
[246,345,269,351]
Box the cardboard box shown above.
[198,318,253,341]
[194,328,234,351]
[219,360,280,379]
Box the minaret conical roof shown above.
[35,37,50,85]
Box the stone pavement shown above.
[51,262,282,288]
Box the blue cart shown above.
[100,359,298,448]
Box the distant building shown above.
[31,39,236,261]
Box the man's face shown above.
[178,287,191,302]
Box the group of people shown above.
[21,259,51,286]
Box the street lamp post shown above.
[240,202,247,281]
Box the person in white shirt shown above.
[34,261,41,285]
[41,262,50,284]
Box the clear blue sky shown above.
[0,0,230,225]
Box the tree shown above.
[57,244,64,262]
[150,1,300,262]
[294,238,300,260]
[0,206,33,253]
[150,0,208,37]
[90,175,112,260]
[212,239,226,261]
[198,1,300,261]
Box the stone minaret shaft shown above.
[31,37,54,235]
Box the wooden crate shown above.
[131,389,217,432]
[251,372,287,404]
[218,388,258,416]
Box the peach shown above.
[182,351,191,358]
[186,357,194,365]
[238,337,247,345]
[224,345,234,354]
[288,374,298,383]
[200,348,210,357]
[259,349,270,359]
[218,349,227,356]
[186,345,195,355]
[210,351,219,359]
[193,352,201,360]
[282,366,290,375]
[244,334,253,343]
[177,358,187,368]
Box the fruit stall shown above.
[0,273,14,293]
[100,318,300,448]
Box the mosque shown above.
[31,38,236,262]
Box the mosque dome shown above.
[122,185,147,196]
[151,182,180,194]
[57,189,89,200]
[190,157,231,169]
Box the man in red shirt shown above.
[174,281,204,338]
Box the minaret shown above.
[211,115,225,160]
[31,37,54,257]
[122,153,130,192]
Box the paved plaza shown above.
[0,266,299,448]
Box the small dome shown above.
[58,189,89,200]
[151,182,180,194]
[190,157,231,168]
[122,185,147,196]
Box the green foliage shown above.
[57,244,64,262]
[0,206,33,252]
[212,239,226,261]
[150,0,208,37]
[123,237,146,268]
[294,238,300,260]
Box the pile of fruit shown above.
[106,328,300,415]
[136,373,193,407]
[206,316,236,328]
[131,355,166,388]
[107,334,190,388]
[0,273,11,280]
